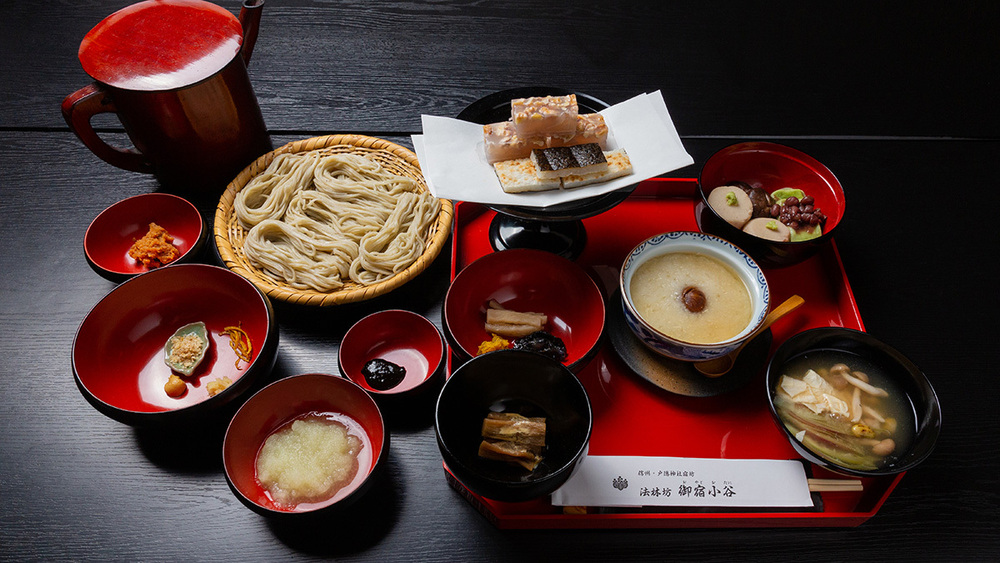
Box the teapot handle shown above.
[61,83,153,173]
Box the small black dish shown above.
[435,349,592,503]
[458,87,637,259]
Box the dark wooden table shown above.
[2,1,998,560]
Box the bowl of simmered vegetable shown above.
[696,142,846,268]
[434,349,592,502]
[765,327,941,477]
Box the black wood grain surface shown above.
[1,1,998,561]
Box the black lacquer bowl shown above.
[435,350,592,502]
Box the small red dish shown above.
[223,374,388,519]
[84,192,206,282]
[339,310,446,401]
[72,264,277,426]
[443,248,605,372]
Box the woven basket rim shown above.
[213,134,454,306]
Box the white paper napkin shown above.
[550,455,813,508]
[412,91,694,208]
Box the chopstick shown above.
[808,478,864,492]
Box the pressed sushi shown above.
[493,157,562,193]
[561,148,633,188]
[530,143,609,179]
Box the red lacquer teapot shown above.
[62,0,272,194]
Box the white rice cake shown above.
[561,148,633,188]
[493,157,562,193]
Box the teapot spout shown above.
[239,0,264,66]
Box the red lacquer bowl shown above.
[443,248,605,372]
[72,264,277,426]
[84,192,207,282]
[223,374,388,519]
[339,310,446,405]
[697,142,847,268]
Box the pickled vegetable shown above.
[362,358,406,390]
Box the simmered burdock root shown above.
[478,439,543,471]
[481,412,546,447]
[479,412,547,471]
[708,185,754,229]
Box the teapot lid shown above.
[79,0,244,91]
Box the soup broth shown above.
[629,252,752,344]
[774,350,916,472]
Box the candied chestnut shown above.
[681,286,707,313]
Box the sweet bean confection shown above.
[511,94,578,138]
[483,114,609,165]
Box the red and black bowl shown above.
[223,374,388,520]
[697,142,846,268]
[84,192,207,283]
[443,248,605,372]
[72,263,277,427]
[339,309,446,411]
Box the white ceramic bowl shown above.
[620,231,770,362]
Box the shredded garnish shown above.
[477,333,511,355]
[221,323,253,369]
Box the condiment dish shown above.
[84,192,206,283]
[223,373,388,519]
[765,327,941,478]
[442,248,605,372]
[620,231,770,362]
[696,142,846,268]
[435,350,592,503]
[339,309,446,410]
[72,263,277,426]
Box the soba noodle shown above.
[234,151,441,291]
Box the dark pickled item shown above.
[728,181,772,218]
[747,187,773,218]
[513,331,568,362]
[362,358,406,390]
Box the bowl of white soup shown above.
[620,231,769,362]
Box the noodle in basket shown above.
[234,151,442,292]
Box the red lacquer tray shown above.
[443,178,903,529]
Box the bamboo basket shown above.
[214,135,454,306]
